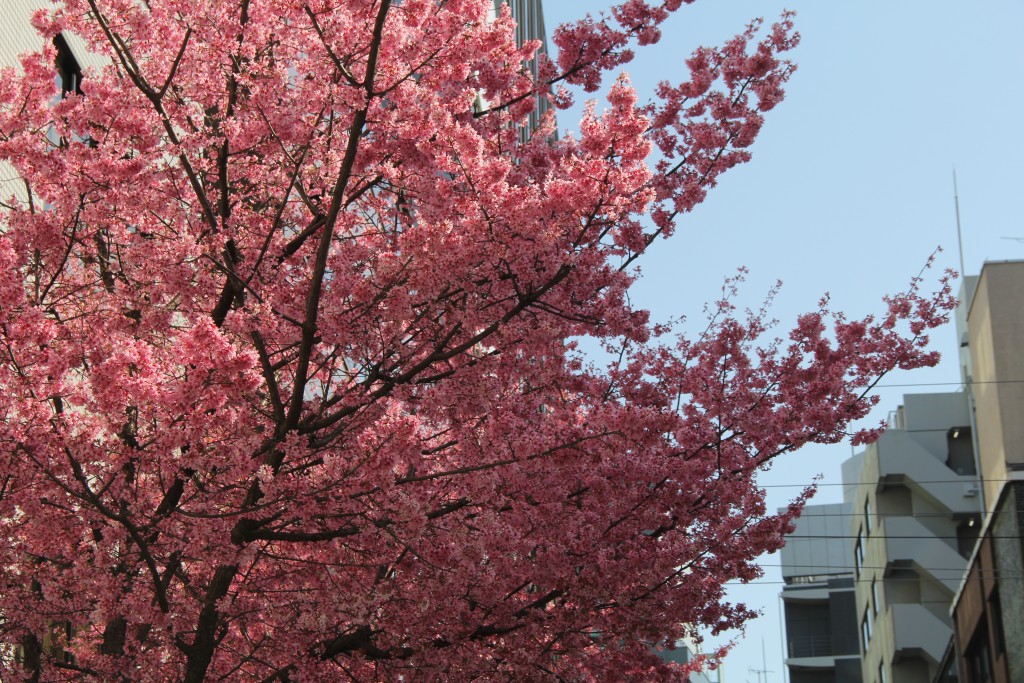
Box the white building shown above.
[844,391,981,683]
[1,1,107,206]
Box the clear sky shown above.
[540,1,1024,679]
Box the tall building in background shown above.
[656,636,717,683]
[2,0,553,205]
[949,260,1024,683]
[780,502,863,683]
[2,0,111,213]
[486,0,554,142]
[497,0,553,136]
[0,0,100,206]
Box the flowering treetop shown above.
[0,0,953,680]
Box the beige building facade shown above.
[950,260,1024,683]
[964,261,1024,510]
[845,392,982,683]
[834,262,1024,683]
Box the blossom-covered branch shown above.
[0,0,952,680]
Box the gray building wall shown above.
[780,504,862,683]
[828,585,860,657]
[0,1,103,206]
[490,0,554,141]
[781,503,857,581]
[835,658,863,683]
[991,482,1024,683]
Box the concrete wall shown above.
[0,0,49,206]
[844,391,979,683]
[991,483,1024,683]
[781,503,855,580]
[834,658,862,683]
[829,587,860,657]
[781,505,863,682]
[967,261,1024,510]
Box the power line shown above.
[731,577,1007,587]
[869,379,1024,388]
[783,511,976,518]
[735,574,1015,584]
[783,534,1015,541]
[758,476,1019,488]
[743,562,1012,575]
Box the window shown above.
[878,660,887,683]
[946,425,976,475]
[966,624,993,683]
[861,607,872,651]
[864,498,872,534]
[54,34,83,97]
[989,589,1005,655]
[871,578,880,616]
[854,533,864,577]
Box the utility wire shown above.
[782,534,1015,541]
[851,376,1024,387]
[853,379,1024,388]
[781,511,978,518]
[737,563,1012,575]
[730,578,1006,586]
[759,477,1018,488]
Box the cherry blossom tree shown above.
[0,0,954,680]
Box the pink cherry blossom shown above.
[0,1,952,680]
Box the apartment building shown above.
[782,263,1024,683]
[949,260,1024,683]
[780,502,863,683]
[844,391,982,683]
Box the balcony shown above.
[881,517,968,591]
[876,430,979,514]
[891,603,951,665]
[788,633,833,659]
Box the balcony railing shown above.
[788,633,833,658]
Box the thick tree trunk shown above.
[182,565,238,683]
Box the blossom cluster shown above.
[0,1,952,680]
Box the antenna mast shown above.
[748,639,773,683]
[954,168,966,276]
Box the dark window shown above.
[938,640,960,683]
[966,624,994,683]
[53,33,83,97]
[946,426,976,475]
[957,517,981,558]
[989,589,1005,655]
[861,607,872,651]
[854,533,864,577]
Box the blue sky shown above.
[540,1,1024,678]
